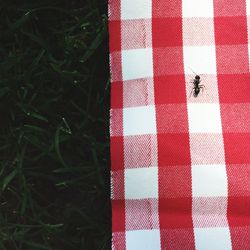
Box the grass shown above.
[0,0,110,249]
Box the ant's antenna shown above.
[187,66,197,76]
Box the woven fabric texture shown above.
[109,0,250,249]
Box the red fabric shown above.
[109,0,250,249]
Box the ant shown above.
[188,68,205,98]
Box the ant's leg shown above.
[189,88,194,98]
[200,86,206,94]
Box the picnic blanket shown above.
[109,0,250,249]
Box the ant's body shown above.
[191,75,205,98]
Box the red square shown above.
[157,133,191,166]
[224,133,250,164]
[227,164,250,196]
[220,104,250,133]
[153,47,184,76]
[230,227,250,250]
[160,228,195,250]
[156,104,189,133]
[152,0,182,18]
[228,197,250,227]
[154,75,186,104]
[111,82,123,109]
[216,45,249,74]
[110,136,124,171]
[109,20,121,52]
[214,16,248,45]
[214,0,246,17]
[152,18,182,47]
[159,197,193,228]
[159,165,192,198]
[218,74,250,103]
[112,199,125,232]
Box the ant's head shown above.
[195,75,200,80]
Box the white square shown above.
[184,46,217,74]
[192,164,228,197]
[121,0,152,20]
[182,0,214,17]
[188,103,222,133]
[246,0,250,17]
[126,229,161,250]
[122,48,153,81]
[123,105,156,136]
[125,167,158,199]
[247,1,250,71]
[194,227,232,250]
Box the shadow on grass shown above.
[0,0,110,249]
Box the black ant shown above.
[188,68,205,98]
[192,75,205,97]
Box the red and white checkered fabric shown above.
[109,0,250,249]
